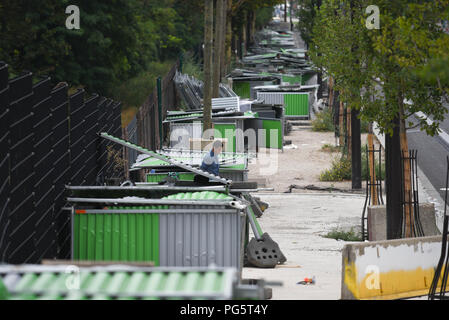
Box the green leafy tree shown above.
[309,0,449,238]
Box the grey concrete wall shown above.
[367,203,440,241]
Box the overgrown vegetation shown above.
[321,143,341,153]
[319,156,351,181]
[107,145,126,177]
[324,227,362,242]
[320,145,386,182]
[311,108,334,132]
[182,52,204,81]
[114,60,174,110]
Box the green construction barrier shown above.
[73,207,160,264]
[262,119,282,149]
[72,191,237,267]
[214,123,236,152]
[233,81,251,99]
[146,172,195,183]
[284,93,309,117]
[282,74,302,85]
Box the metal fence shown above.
[124,60,180,177]
[0,61,123,264]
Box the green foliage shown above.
[319,156,352,181]
[182,53,203,81]
[320,145,386,181]
[324,227,362,242]
[360,119,370,134]
[112,61,174,110]
[0,0,284,101]
[0,0,204,96]
[308,0,449,138]
[311,108,335,132]
[255,7,275,29]
[296,0,321,46]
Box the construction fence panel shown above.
[0,62,123,264]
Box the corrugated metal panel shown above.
[146,172,195,183]
[218,169,247,182]
[284,93,309,116]
[257,92,309,117]
[73,209,160,263]
[211,97,239,110]
[214,123,236,153]
[169,121,202,149]
[71,192,242,269]
[257,92,285,105]
[159,192,242,269]
[135,151,248,169]
[262,119,283,149]
[282,75,302,85]
[0,265,240,300]
[249,81,270,99]
[233,81,250,99]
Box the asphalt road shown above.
[407,104,449,200]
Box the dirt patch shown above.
[248,125,368,193]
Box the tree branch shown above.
[232,0,246,14]
[436,76,449,104]
[406,123,421,130]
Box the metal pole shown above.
[157,77,163,149]
[67,197,244,207]
[386,117,403,239]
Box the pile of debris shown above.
[174,71,236,110]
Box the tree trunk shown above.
[328,77,333,108]
[225,0,232,74]
[346,106,352,158]
[220,0,228,80]
[399,101,413,237]
[249,10,256,46]
[241,11,247,57]
[203,0,214,132]
[284,0,287,22]
[367,127,378,205]
[212,0,224,98]
[289,0,293,31]
[339,100,344,146]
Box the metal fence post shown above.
[157,77,163,149]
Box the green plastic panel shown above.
[163,191,232,201]
[146,172,195,183]
[214,123,236,153]
[301,73,313,84]
[1,268,234,300]
[247,206,263,237]
[73,208,160,264]
[284,93,309,116]
[233,81,250,99]
[0,278,8,300]
[282,75,302,85]
[262,119,282,149]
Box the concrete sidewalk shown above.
[242,192,366,300]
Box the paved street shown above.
[243,193,365,300]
